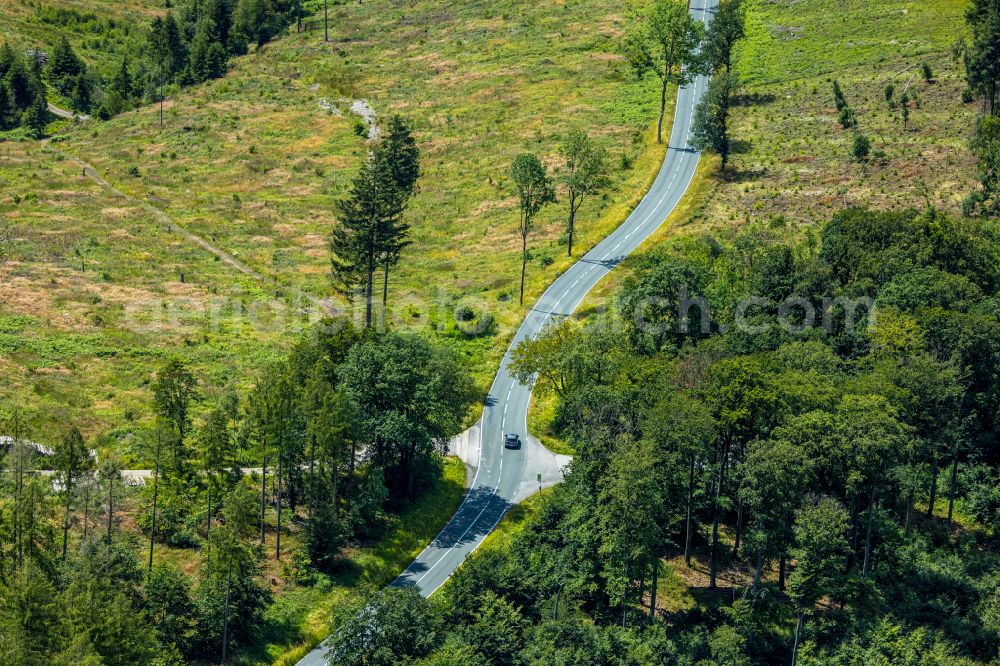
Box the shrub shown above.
[838,106,856,129]
[853,133,871,162]
[352,117,368,138]
[832,79,848,111]
[962,88,975,104]
[921,62,933,82]
[961,190,982,217]
[884,84,894,101]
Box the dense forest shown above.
[0,0,298,138]
[326,205,1000,665]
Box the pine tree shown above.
[53,426,93,560]
[0,79,15,130]
[70,73,92,114]
[376,118,419,313]
[153,358,198,472]
[197,408,230,538]
[150,13,187,79]
[185,18,227,83]
[5,54,38,111]
[331,149,406,327]
[111,56,133,100]
[46,36,84,95]
[21,95,48,139]
[965,0,1000,114]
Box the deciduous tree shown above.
[510,153,556,305]
[691,72,739,171]
[623,0,704,143]
[560,130,610,256]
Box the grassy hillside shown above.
[694,0,977,233]
[1,0,673,441]
[0,0,158,75]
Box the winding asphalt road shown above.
[298,1,715,662]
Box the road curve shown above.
[298,1,715,662]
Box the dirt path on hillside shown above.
[44,143,334,315]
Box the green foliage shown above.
[326,587,442,665]
[331,145,411,326]
[510,153,557,304]
[691,72,739,170]
[560,130,612,256]
[440,204,1000,665]
[338,331,474,499]
[622,0,704,142]
[143,564,196,655]
[964,0,1000,115]
[152,358,198,471]
[970,115,1000,215]
[832,79,848,111]
[193,527,271,658]
[838,105,856,129]
[852,132,871,162]
[701,0,745,74]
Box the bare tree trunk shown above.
[520,228,528,305]
[709,442,729,589]
[649,557,658,621]
[567,196,577,257]
[331,459,340,517]
[259,455,267,546]
[276,453,283,560]
[308,434,316,520]
[791,612,804,666]
[62,491,72,561]
[323,0,329,42]
[733,493,743,558]
[148,437,161,572]
[365,261,374,328]
[83,480,90,542]
[927,458,939,518]
[382,254,390,318]
[15,449,23,567]
[862,486,876,576]
[947,449,959,532]
[657,74,669,144]
[221,554,233,663]
[106,474,114,544]
[684,456,695,566]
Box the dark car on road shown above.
[504,433,521,449]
